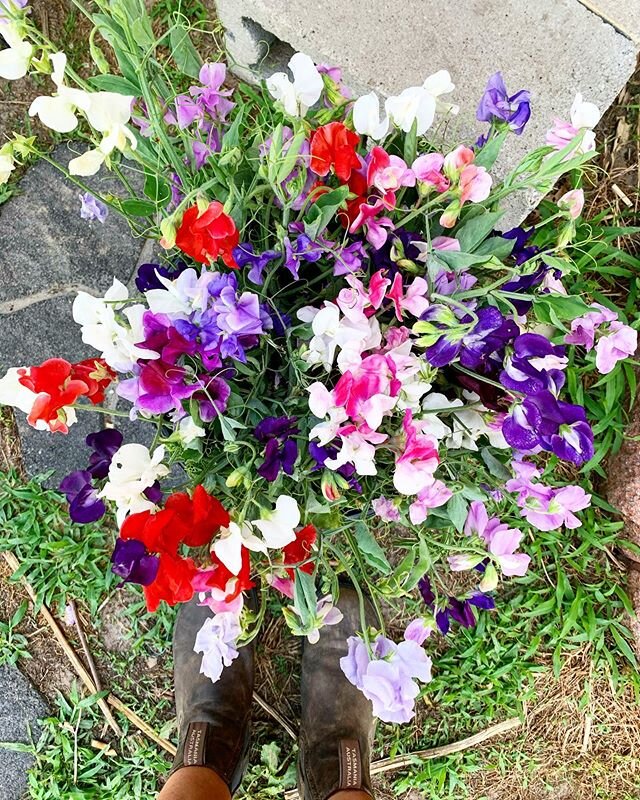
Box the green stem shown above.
[70,404,132,418]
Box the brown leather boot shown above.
[169,597,254,795]
[298,585,376,799]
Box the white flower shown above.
[72,279,158,372]
[570,93,600,131]
[444,392,508,451]
[29,52,89,133]
[0,21,33,80]
[213,521,266,576]
[194,612,241,684]
[252,495,300,549]
[385,86,436,135]
[177,416,205,445]
[422,69,458,114]
[352,92,389,139]
[100,443,169,525]
[145,268,212,318]
[266,52,323,117]
[325,431,381,476]
[0,145,15,185]
[419,392,460,440]
[68,91,137,176]
[0,366,79,431]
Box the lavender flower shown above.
[477,72,531,135]
[283,232,324,280]
[79,192,108,223]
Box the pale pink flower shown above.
[412,152,449,193]
[408,479,452,524]
[558,188,584,219]
[595,322,637,374]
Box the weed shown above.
[0,600,31,666]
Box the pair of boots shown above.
[170,586,375,799]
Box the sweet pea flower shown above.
[476,72,531,135]
[385,86,436,135]
[394,410,440,495]
[412,153,449,194]
[0,19,32,80]
[79,192,108,222]
[366,146,415,204]
[266,52,323,117]
[422,69,458,114]
[68,91,137,176]
[29,52,89,133]
[387,273,430,321]
[546,93,600,154]
[372,496,401,522]
[595,322,637,374]
[439,146,492,228]
[0,143,15,184]
[73,279,158,372]
[252,495,300,549]
[325,428,387,476]
[300,302,382,373]
[558,188,584,219]
[352,92,390,139]
[177,416,206,445]
[408,479,453,524]
[290,594,344,644]
[565,303,617,350]
[213,521,266,576]
[463,500,530,577]
[194,611,242,683]
[100,443,169,525]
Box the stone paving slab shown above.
[217,0,639,223]
[0,665,47,800]
[578,0,640,43]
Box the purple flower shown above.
[500,333,567,396]
[117,359,198,416]
[505,460,591,530]
[418,576,495,635]
[309,441,362,493]
[501,226,539,265]
[193,375,231,422]
[254,416,299,481]
[340,633,432,724]
[190,62,235,121]
[372,496,400,522]
[86,428,123,479]
[59,470,106,524]
[135,261,189,293]
[502,390,594,465]
[477,72,531,135]
[211,286,265,337]
[232,243,281,285]
[79,193,108,223]
[433,268,477,296]
[283,232,324,280]
[111,538,159,586]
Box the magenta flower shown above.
[412,153,449,193]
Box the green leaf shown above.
[293,569,317,625]
[434,251,499,269]
[169,18,202,80]
[143,172,171,207]
[118,198,157,217]
[455,210,504,253]
[403,118,418,166]
[88,74,140,95]
[276,129,307,184]
[474,129,508,170]
[473,235,514,260]
[404,536,431,590]
[304,185,350,240]
[480,448,511,481]
[611,626,638,668]
[533,293,592,325]
[353,521,391,575]
[446,493,468,533]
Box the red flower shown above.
[144,552,197,612]
[18,358,90,434]
[175,201,239,268]
[204,549,255,603]
[341,169,368,228]
[120,507,185,555]
[310,122,361,182]
[283,524,317,579]
[69,359,116,405]
[164,484,230,547]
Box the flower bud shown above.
[159,216,177,249]
[321,471,341,502]
[479,563,499,592]
[226,466,249,488]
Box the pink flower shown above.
[558,188,584,220]
[349,198,395,249]
[595,322,637,374]
[337,269,390,320]
[394,410,440,495]
[334,354,401,430]
[565,303,618,350]
[431,236,460,251]
[459,163,492,204]
[443,145,475,175]
[438,146,492,228]
[367,146,415,207]
[411,153,449,193]
[409,479,452,524]
[387,273,430,321]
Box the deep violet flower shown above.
[418,576,494,635]
[59,470,106,524]
[86,428,123,479]
[135,261,189,293]
[501,226,539,265]
[254,416,299,481]
[111,538,160,586]
[232,243,281,285]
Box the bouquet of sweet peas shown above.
[1,0,637,725]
